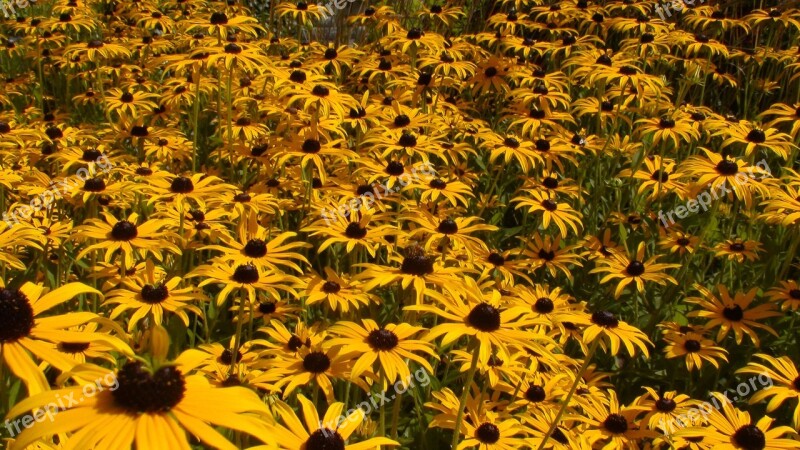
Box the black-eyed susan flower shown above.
[0,282,131,395]
[268,394,398,450]
[326,319,436,385]
[304,268,377,313]
[74,212,180,268]
[6,359,275,450]
[687,284,779,345]
[106,260,204,332]
[678,392,800,449]
[590,242,679,298]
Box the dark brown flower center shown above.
[244,239,268,257]
[729,242,745,252]
[112,361,185,413]
[367,329,399,350]
[503,137,520,148]
[58,342,90,353]
[487,252,505,266]
[541,199,558,211]
[218,348,243,365]
[140,284,168,304]
[305,429,345,450]
[82,149,102,161]
[535,139,550,151]
[322,281,341,293]
[538,249,555,261]
[746,129,766,143]
[0,289,34,343]
[732,424,766,449]
[591,310,619,328]
[84,177,106,192]
[626,260,645,276]
[438,219,458,234]
[398,132,417,147]
[303,351,331,373]
[534,297,554,314]
[302,139,321,154]
[170,176,194,193]
[716,159,739,176]
[604,413,628,434]
[290,70,307,83]
[232,264,259,284]
[655,398,676,412]
[651,170,670,182]
[429,178,447,189]
[677,238,691,246]
[475,423,500,443]
[722,305,744,321]
[542,177,559,189]
[525,385,546,402]
[259,301,276,314]
[287,335,305,351]
[401,252,434,276]
[210,12,228,25]
[344,222,367,239]
[111,220,138,241]
[684,339,701,352]
[311,85,329,97]
[130,125,149,137]
[467,303,501,332]
[789,289,800,300]
[394,115,411,127]
[386,161,405,176]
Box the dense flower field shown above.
[1,0,800,448]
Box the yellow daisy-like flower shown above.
[6,360,275,450]
[677,392,800,449]
[578,309,653,357]
[267,394,398,450]
[74,212,180,268]
[590,242,680,298]
[687,284,779,345]
[0,281,132,395]
[326,319,437,385]
[105,261,204,332]
[304,268,377,313]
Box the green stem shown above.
[536,338,599,450]
[451,341,480,449]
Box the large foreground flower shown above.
[6,362,275,450]
[0,282,131,395]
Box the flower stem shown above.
[536,338,599,450]
[451,340,479,449]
